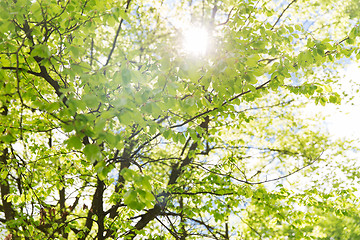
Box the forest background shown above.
[1,0,360,239]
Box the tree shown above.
[0,0,359,239]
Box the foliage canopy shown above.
[0,0,359,239]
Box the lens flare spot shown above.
[183,26,209,56]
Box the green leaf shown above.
[83,95,99,109]
[94,118,106,135]
[0,169,8,179]
[145,191,155,202]
[120,168,135,181]
[123,190,137,205]
[31,44,51,58]
[134,175,152,191]
[122,68,131,84]
[83,144,101,163]
[128,200,145,211]
[45,102,61,112]
[69,45,81,58]
[67,136,83,150]
[245,55,260,66]
[0,134,15,143]
[163,129,172,139]
[119,9,130,22]
[247,84,256,92]
[95,160,110,180]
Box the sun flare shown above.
[182,26,209,56]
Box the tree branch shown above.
[124,116,211,238]
[194,152,322,185]
[104,0,132,66]
[271,0,297,30]
[1,66,42,77]
[0,149,16,227]
[79,178,105,240]
[217,7,234,26]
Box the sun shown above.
[182,26,209,56]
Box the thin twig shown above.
[104,0,132,66]
[217,7,235,26]
[271,0,297,30]
[193,151,323,185]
